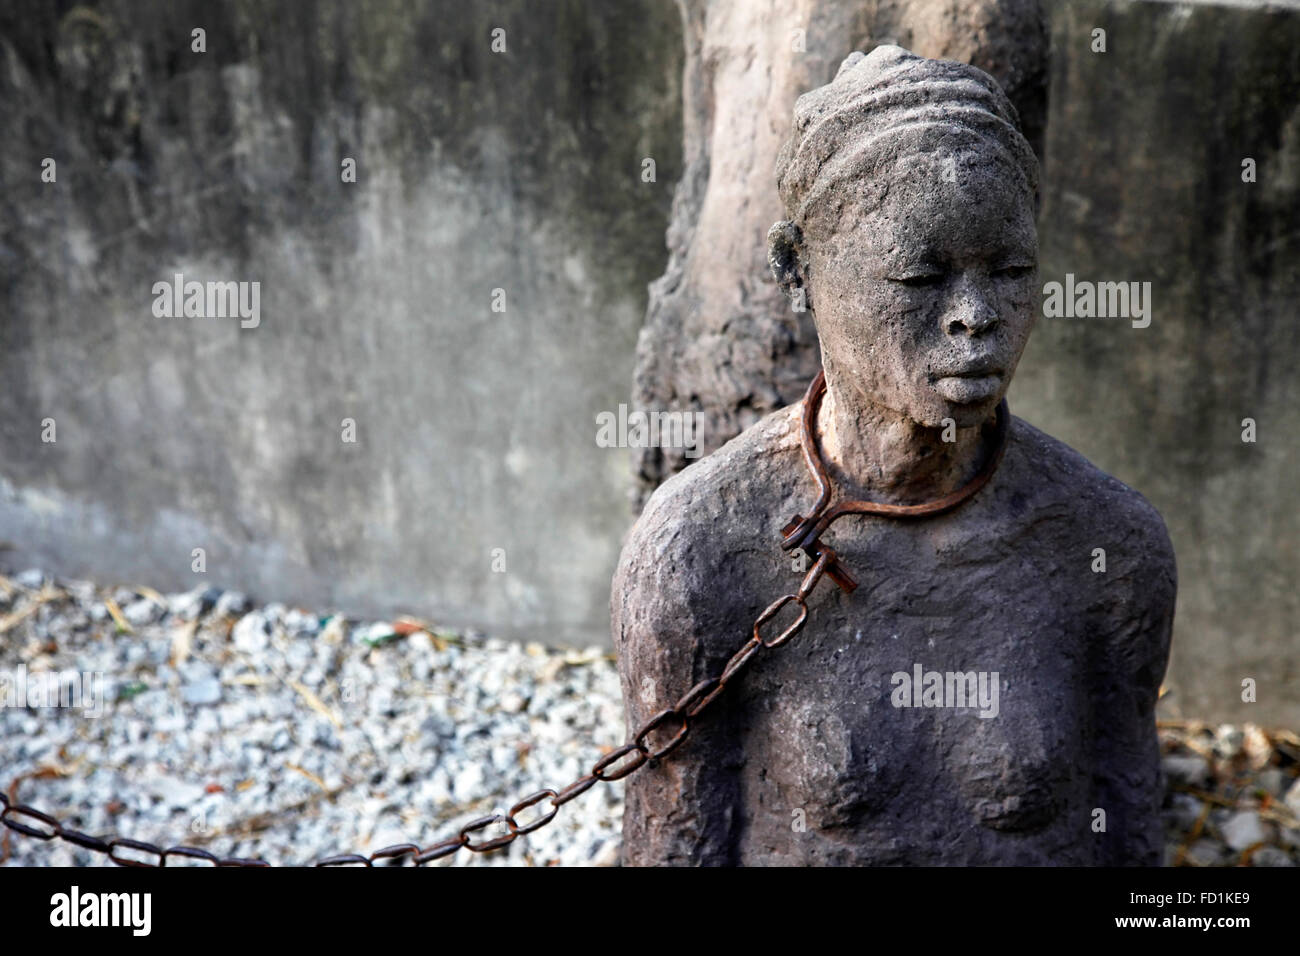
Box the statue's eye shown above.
[890,271,945,287]
[992,264,1034,280]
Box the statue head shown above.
[769,46,1040,429]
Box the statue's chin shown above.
[912,388,1004,431]
[838,378,1001,431]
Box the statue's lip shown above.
[930,365,1004,379]
[930,369,1003,405]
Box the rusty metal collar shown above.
[780,368,1010,592]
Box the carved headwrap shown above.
[774,46,1039,235]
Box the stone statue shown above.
[614,46,1177,866]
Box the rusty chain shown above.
[0,369,1007,867]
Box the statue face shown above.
[804,151,1038,429]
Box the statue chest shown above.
[730,523,1092,854]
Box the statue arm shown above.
[611,504,746,866]
[1090,499,1177,866]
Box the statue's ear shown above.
[767,220,810,311]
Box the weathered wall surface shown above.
[0,0,684,644]
[1021,0,1300,726]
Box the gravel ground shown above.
[0,570,623,866]
[2,568,1297,867]
[1158,721,1300,866]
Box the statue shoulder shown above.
[1006,415,1176,614]
[612,403,804,644]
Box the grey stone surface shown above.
[1221,810,1269,851]
[1250,846,1295,867]
[1285,777,1300,816]
[616,47,1176,865]
[1161,753,1211,788]
[0,0,683,647]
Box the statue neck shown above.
[816,380,996,506]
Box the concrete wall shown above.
[0,0,683,644]
[1019,0,1300,726]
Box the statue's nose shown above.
[944,275,999,337]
